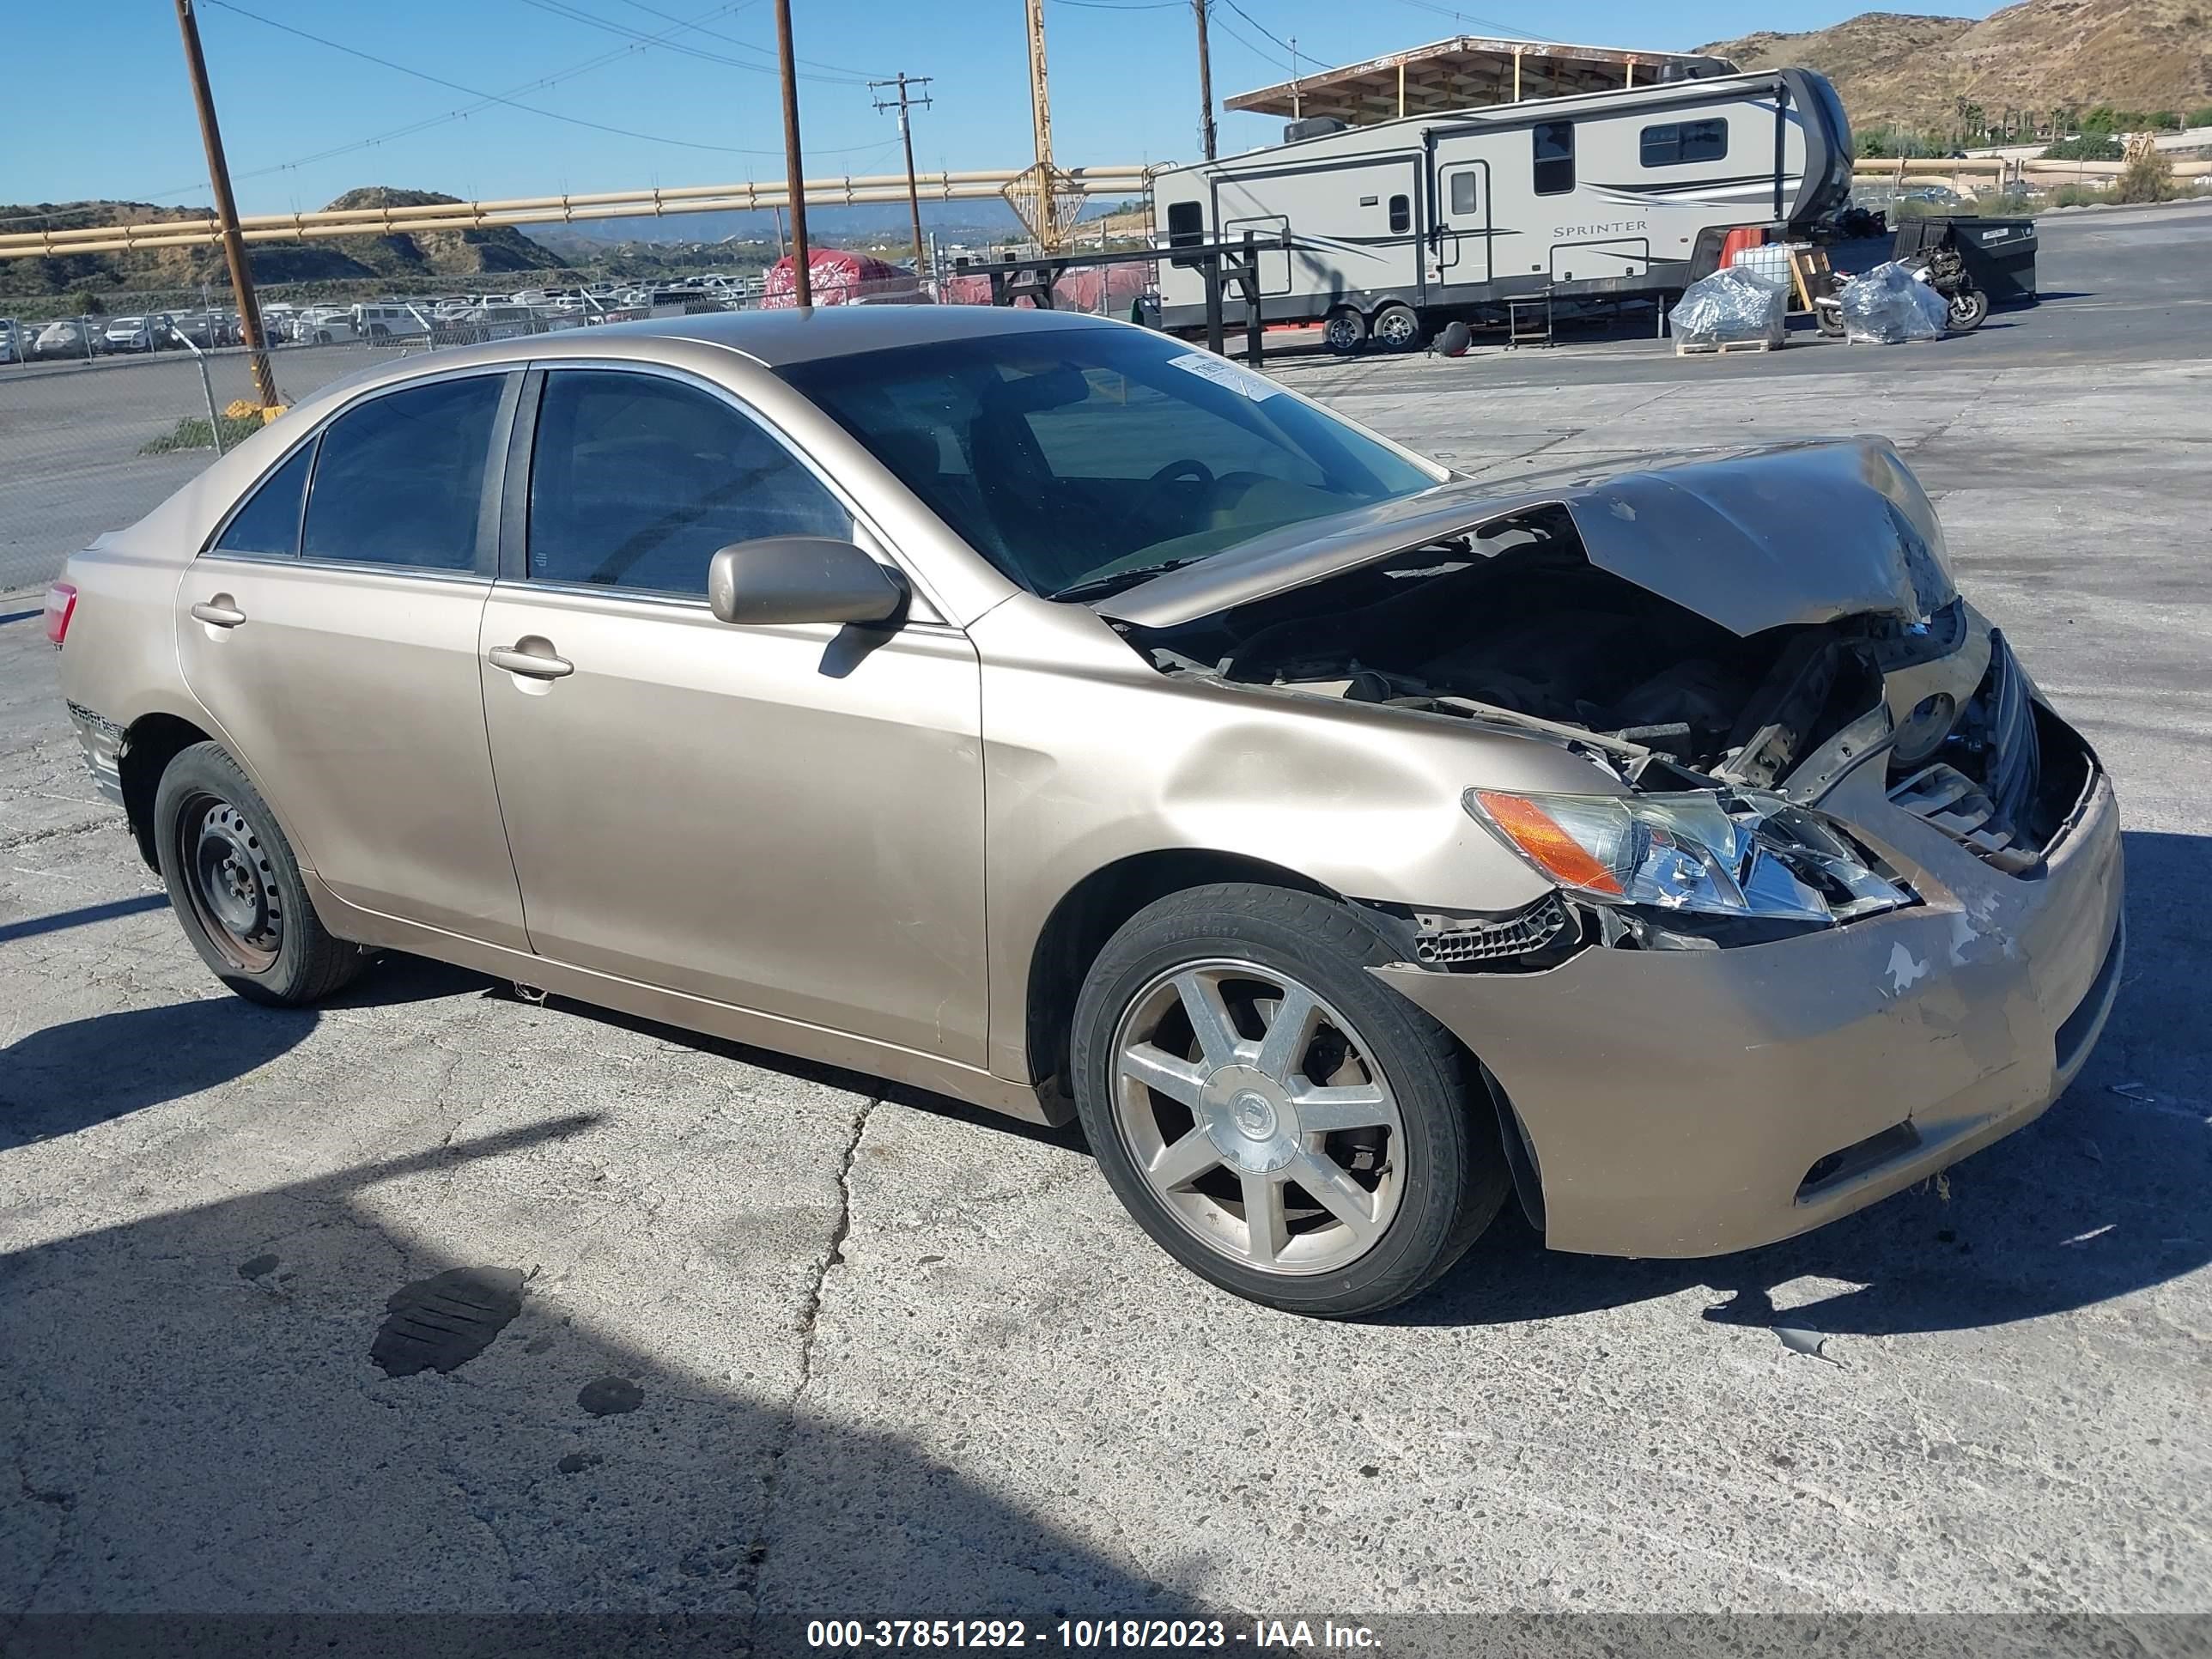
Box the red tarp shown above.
[760,249,923,307]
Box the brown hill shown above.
[0,188,568,301]
[1700,0,2212,132]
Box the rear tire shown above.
[1370,302,1423,353]
[1071,882,1508,1318]
[153,742,369,1007]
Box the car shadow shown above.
[0,1119,1210,1632]
[1398,828,2209,1338]
[0,957,527,1147]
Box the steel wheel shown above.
[173,791,283,974]
[1109,957,1406,1277]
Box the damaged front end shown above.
[1103,438,2100,963]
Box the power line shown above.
[611,0,883,78]
[198,0,890,160]
[513,0,873,82]
[1048,0,1188,10]
[1374,0,1535,39]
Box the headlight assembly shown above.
[1466,787,1911,927]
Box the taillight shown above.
[44,580,76,647]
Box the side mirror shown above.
[707,537,908,629]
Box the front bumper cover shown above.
[1373,737,2124,1259]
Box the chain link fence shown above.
[1,261,1159,597]
[0,301,619,596]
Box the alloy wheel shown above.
[1109,958,1406,1276]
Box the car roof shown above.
[573,302,1121,368]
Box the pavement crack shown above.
[736,1091,881,1650]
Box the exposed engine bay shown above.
[1120,502,2095,948]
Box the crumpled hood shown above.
[1097,437,1957,637]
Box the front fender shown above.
[973,595,1604,1079]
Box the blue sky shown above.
[3,0,1997,216]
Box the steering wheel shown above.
[1139,458,1216,528]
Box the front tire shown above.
[1070,883,1508,1317]
[1322,307,1367,355]
[1946,286,1988,331]
[153,742,368,1007]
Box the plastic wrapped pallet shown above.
[1838,259,1950,343]
[1668,266,1788,349]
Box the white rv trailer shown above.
[1149,66,1853,350]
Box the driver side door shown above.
[477,364,990,1064]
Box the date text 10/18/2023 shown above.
[805,1618,1381,1650]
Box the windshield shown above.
[778,324,1437,599]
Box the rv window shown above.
[1388,195,1410,234]
[1533,122,1575,196]
[1449,172,1479,215]
[1640,118,1729,167]
[1166,201,1204,247]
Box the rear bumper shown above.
[66,701,126,807]
[1374,754,2124,1259]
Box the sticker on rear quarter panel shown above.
[1167,351,1284,401]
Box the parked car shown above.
[102,313,178,352]
[34,318,104,359]
[352,302,431,342]
[295,306,357,344]
[0,321,21,364]
[49,307,2124,1317]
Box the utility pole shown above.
[172,0,277,409]
[871,73,934,274]
[773,0,812,306]
[1193,0,1216,160]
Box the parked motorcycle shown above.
[1812,247,1987,337]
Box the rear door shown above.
[475,363,989,1062]
[174,368,529,946]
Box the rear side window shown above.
[1166,201,1204,246]
[1449,171,1480,215]
[1533,121,1575,195]
[525,370,851,597]
[301,375,503,571]
[214,443,313,557]
[1388,194,1411,234]
[1641,118,1728,167]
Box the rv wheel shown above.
[1322,308,1366,354]
[1371,303,1422,352]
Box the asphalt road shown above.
[1,203,2208,1646]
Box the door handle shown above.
[190,597,246,628]
[488,641,574,680]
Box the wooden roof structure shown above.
[1223,36,1738,126]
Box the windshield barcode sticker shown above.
[1167,351,1285,401]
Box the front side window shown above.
[780,324,1436,599]
[1449,171,1480,215]
[214,442,314,557]
[526,370,851,596]
[301,374,503,570]
[1641,118,1728,167]
[1533,121,1576,195]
